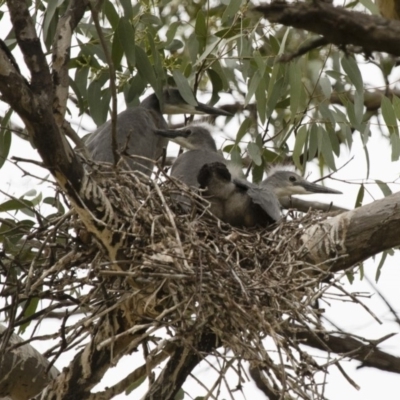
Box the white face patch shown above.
[275,185,308,198]
[172,137,197,150]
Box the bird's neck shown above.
[141,92,161,112]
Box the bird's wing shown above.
[233,178,281,222]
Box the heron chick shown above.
[261,168,342,198]
[155,123,238,186]
[198,162,281,227]
[86,89,231,176]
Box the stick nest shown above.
[1,162,343,399]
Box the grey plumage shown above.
[157,125,341,227]
[86,89,231,176]
[198,163,281,227]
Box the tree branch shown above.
[0,324,59,400]
[300,191,400,272]
[255,2,400,57]
[294,327,400,373]
[52,0,90,126]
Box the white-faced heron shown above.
[85,89,231,175]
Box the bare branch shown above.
[255,2,400,57]
[52,0,90,125]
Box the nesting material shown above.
[1,162,350,399]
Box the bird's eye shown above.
[289,175,296,182]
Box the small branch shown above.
[280,37,329,62]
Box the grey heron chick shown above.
[261,169,342,198]
[86,89,231,176]
[198,162,281,227]
[155,123,237,187]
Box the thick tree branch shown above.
[300,191,400,272]
[144,332,217,400]
[52,0,90,126]
[7,0,53,95]
[0,324,59,400]
[255,2,400,57]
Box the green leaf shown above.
[308,124,318,161]
[165,39,184,52]
[166,21,180,47]
[375,250,388,282]
[341,56,363,94]
[392,95,400,120]
[266,77,284,119]
[235,118,253,144]
[103,0,119,30]
[111,25,123,67]
[255,73,267,124]
[125,375,146,395]
[381,96,399,135]
[140,13,162,26]
[346,270,355,284]
[253,50,266,73]
[247,142,262,166]
[172,70,197,106]
[174,388,185,400]
[195,36,219,66]
[43,0,64,46]
[244,70,262,107]
[359,0,379,15]
[0,198,34,213]
[289,60,302,117]
[353,90,364,127]
[319,76,332,99]
[375,180,392,197]
[19,297,39,334]
[319,126,336,170]
[207,69,223,105]
[195,10,207,51]
[0,108,12,169]
[135,45,158,90]
[355,184,364,208]
[120,0,133,18]
[292,126,307,170]
[390,131,400,161]
[222,0,242,23]
[88,80,105,126]
[230,145,242,166]
[118,17,136,66]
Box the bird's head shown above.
[263,167,342,198]
[155,123,218,151]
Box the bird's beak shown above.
[154,129,190,139]
[295,181,342,194]
[154,129,194,148]
[194,102,233,116]
[163,102,233,117]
